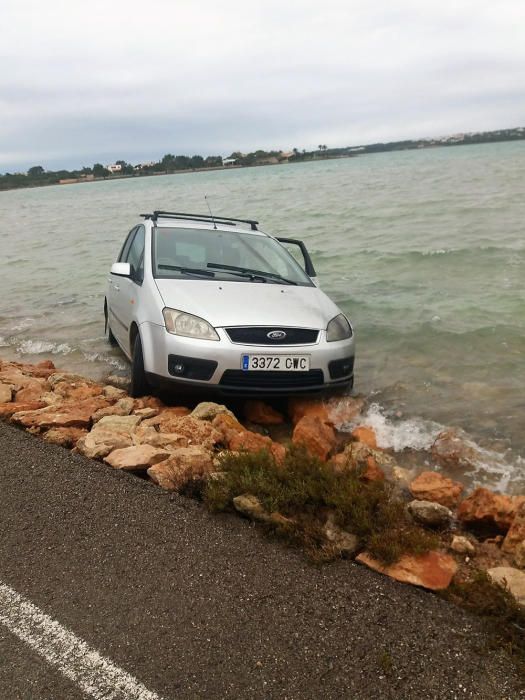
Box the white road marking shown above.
[0,581,163,700]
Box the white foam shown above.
[18,339,73,355]
[354,403,443,452]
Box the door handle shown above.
[114,284,120,292]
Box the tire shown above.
[108,325,118,346]
[129,334,150,398]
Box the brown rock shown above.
[502,503,525,554]
[150,414,220,449]
[53,381,104,401]
[0,384,13,403]
[323,514,360,556]
[102,384,128,401]
[361,456,385,482]
[96,414,142,434]
[212,413,245,443]
[514,542,525,569]
[147,446,214,490]
[457,488,525,532]
[0,367,45,391]
[288,398,329,425]
[229,429,274,454]
[356,551,457,591]
[11,397,109,430]
[341,441,395,475]
[77,427,133,459]
[48,372,99,388]
[42,427,88,448]
[191,401,235,421]
[132,425,190,450]
[409,471,464,508]
[133,407,159,419]
[351,426,377,448]
[232,494,293,527]
[450,535,476,555]
[244,400,284,425]
[325,395,365,427]
[431,427,483,470]
[292,415,336,461]
[0,401,46,418]
[104,375,130,390]
[487,567,525,606]
[408,500,453,528]
[92,397,135,422]
[105,444,170,470]
[133,396,165,411]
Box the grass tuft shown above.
[204,446,438,564]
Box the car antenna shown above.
[204,194,217,230]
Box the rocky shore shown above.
[1,357,524,639]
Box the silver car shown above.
[105,210,355,397]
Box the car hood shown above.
[154,279,341,328]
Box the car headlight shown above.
[326,313,353,342]
[162,308,219,341]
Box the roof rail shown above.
[141,210,259,230]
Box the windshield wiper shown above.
[207,262,297,285]
[158,264,215,278]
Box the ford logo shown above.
[267,330,286,340]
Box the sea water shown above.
[1,141,523,490]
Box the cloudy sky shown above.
[1,0,524,171]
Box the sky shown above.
[1,0,524,171]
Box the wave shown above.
[17,339,74,355]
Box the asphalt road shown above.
[0,421,523,699]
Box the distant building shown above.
[222,157,238,167]
[106,163,122,173]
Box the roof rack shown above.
[141,210,259,231]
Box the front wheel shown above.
[129,334,150,398]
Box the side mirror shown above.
[111,262,131,277]
[276,237,316,277]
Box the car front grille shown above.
[219,369,324,392]
[225,327,319,345]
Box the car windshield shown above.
[152,227,313,286]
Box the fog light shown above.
[172,363,185,375]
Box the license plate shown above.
[241,354,310,371]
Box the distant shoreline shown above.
[1,131,524,194]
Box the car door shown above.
[113,224,146,356]
[108,226,138,347]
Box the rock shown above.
[53,381,104,401]
[232,494,292,527]
[104,445,170,470]
[0,367,45,391]
[42,427,87,448]
[191,402,235,421]
[391,466,412,484]
[407,500,453,528]
[229,429,274,454]
[132,425,190,450]
[325,395,365,427]
[102,384,128,401]
[48,372,99,388]
[431,427,484,470]
[244,400,284,425]
[487,567,525,606]
[323,514,360,556]
[502,503,525,555]
[356,551,457,591]
[141,407,191,429]
[212,413,245,443]
[96,414,142,434]
[0,401,46,418]
[344,441,395,470]
[361,456,385,482]
[288,398,330,425]
[133,407,159,419]
[133,396,165,411]
[0,384,13,403]
[104,375,130,390]
[514,542,525,569]
[409,471,464,508]
[351,426,377,448]
[92,397,135,422]
[14,382,49,404]
[77,427,133,459]
[147,446,214,491]
[457,488,525,532]
[11,397,109,430]
[450,535,476,555]
[148,414,221,449]
[292,415,336,461]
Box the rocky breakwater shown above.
[1,359,525,619]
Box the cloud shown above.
[1,0,524,170]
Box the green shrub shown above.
[204,446,438,564]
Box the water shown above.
[1,142,524,491]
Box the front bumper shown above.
[141,322,355,396]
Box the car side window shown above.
[125,225,145,284]
[119,227,138,262]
